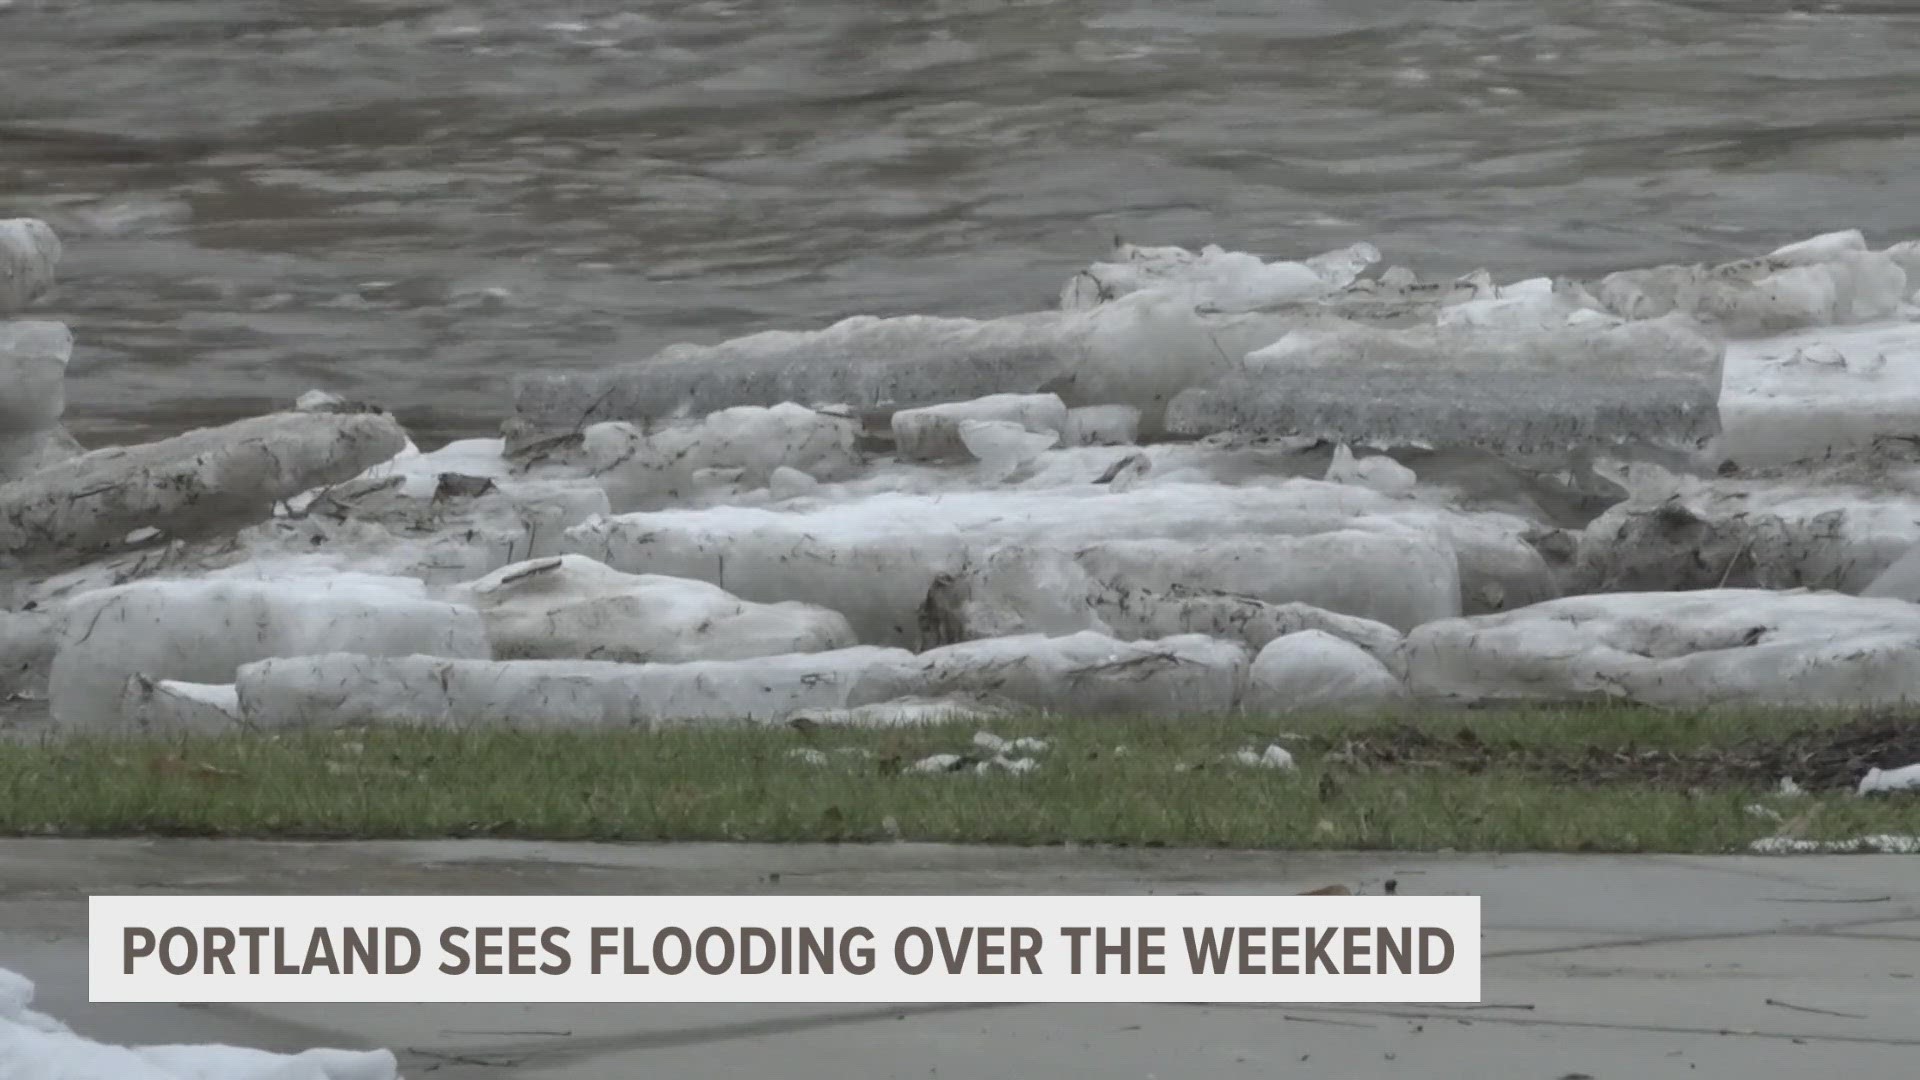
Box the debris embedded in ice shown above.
[0,218,61,312]
[1092,451,1150,490]
[236,647,913,730]
[1857,764,1920,796]
[1063,404,1140,447]
[49,574,489,731]
[1324,444,1417,495]
[452,554,856,663]
[1576,469,1920,595]
[959,419,1058,482]
[1242,630,1407,714]
[891,394,1068,462]
[1401,589,1920,709]
[0,411,409,568]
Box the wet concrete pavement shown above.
[5,839,1918,1077]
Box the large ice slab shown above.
[0,411,408,567]
[1719,320,1920,468]
[1164,314,1726,460]
[849,631,1249,716]
[0,219,61,313]
[513,289,1316,437]
[49,575,489,730]
[236,647,912,730]
[564,480,1553,645]
[452,554,855,662]
[1401,590,1920,708]
[514,311,1073,430]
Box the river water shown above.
[3,0,1918,445]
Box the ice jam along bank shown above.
[121,923,1460,978]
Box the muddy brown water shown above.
[4,0,1920,448]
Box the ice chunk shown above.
[0,965,397,1080]
[958,419,1058,482]
[1401,589,1920,708]
[236,647,912,730]
[1770,229,1869,264]
[0,411,408,567]
[452,554,855,662]
[0,607,54,698]
[850,631,1248,716]
[1720,320,1920,468]
[1231,744,1296,770]
[891,394,1068,462]
[582,403,860,511]
[1060,240,1376,311]
[1166,314,1726,460]
[1324,444,1417,495]
[120,676,244,734]
[1858,764,1920,796]
[1863,541,1920,602]
[49,575,489,731]
[788,692,1020,728]
[0,219,61,312]
[768,465,821,500]
[1062,404,1140,447]
[1594,250,1907,332]
[1242,630,1406,713]
[0,320,78,481]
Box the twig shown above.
[1765,998,1867,1020]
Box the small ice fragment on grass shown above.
[123,526,160,545]
[1745,804,1785,823]
[1232,744,1296,770]
[911,753,965,774]
[787,748,831,766]
[1750,834,1920,855]
[1010,736,1048,753]
[1858,764,1920,796]
[1778,777,1806,797]
[974,730,1008,753]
